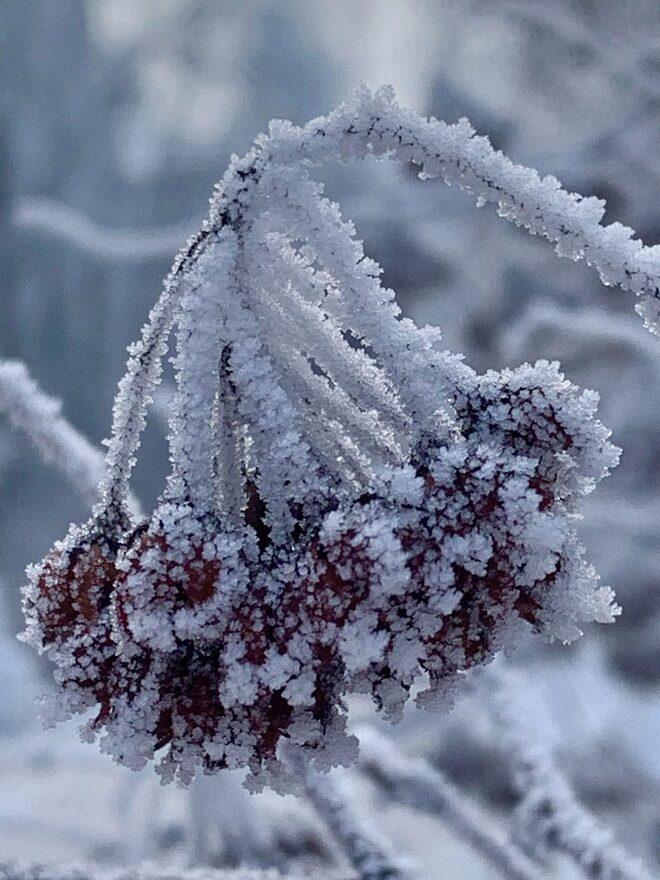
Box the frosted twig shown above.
[97,266,179,514]
[501,301,660,364]
[356,727,543,880]
[298,761,410,880]
[99,83,659,515]
[13,197,198,262]
[0,866,318,880]
[484,665,657,880]
[270,87,660,331]
[0,359,140,516]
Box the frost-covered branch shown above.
[99,83,659,517]
[0,359,142,515]
[356,727,543,880]
[13,197,198,262]
[0,865,320,880]
[264,85,660,328]
[484,665,657,880]
[298,761,409,880]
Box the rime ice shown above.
[22,86,620,790]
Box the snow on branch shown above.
[13,197,198,262]
[0,865,321,880]
[0,360,141,516]
[356,727,543,880]
[297,760,409,880]
[484,665,657,880]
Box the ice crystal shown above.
[22,86,620,790]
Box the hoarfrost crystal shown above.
[22,86,621,790]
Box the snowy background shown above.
[1,2,659,877]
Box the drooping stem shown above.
[97,150,269,517]
[167,229,239,512]
[98,84,660,520]
[221,272,329,541]
[212,344,245,523]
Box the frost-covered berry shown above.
[23,516,125,649]
[113,502,247,649]
[457,361,619,506]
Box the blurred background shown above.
[1,2,659,877]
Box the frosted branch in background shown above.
[356,727,544,880]
[0,360,107,508]
[298,761,408,880]
[501,302,660,366]
[485,665,656,880]
[13,197,199,262]
[0,866,314,880]
[0,360,141,516]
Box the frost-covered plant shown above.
[21,86,625,791]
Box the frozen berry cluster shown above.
[20,91,623,789]
[22,360,618,789]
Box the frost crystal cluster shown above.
[22,87,621,790]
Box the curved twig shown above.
[13,197,198,262]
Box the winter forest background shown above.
[1,2,659,878]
